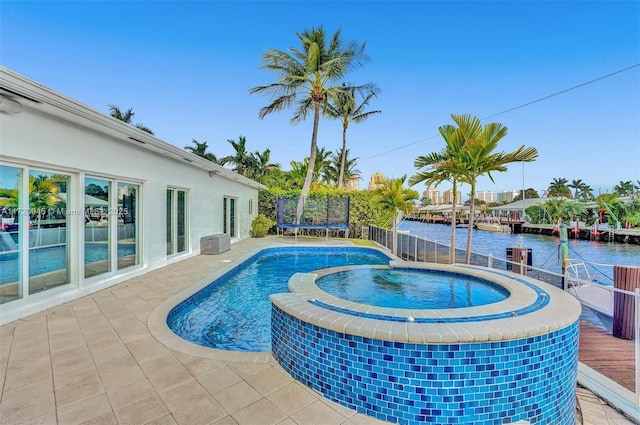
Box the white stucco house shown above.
[0,67,265,324]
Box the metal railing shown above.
[368,225,640,416]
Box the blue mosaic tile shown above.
[272,304,578,425]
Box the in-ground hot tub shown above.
[270,261,581,425]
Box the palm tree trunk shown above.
[392,211,398,255]
[296,104,321,225]
[338,125,347,190]
[450,180,457,264]
[465,182,476,264]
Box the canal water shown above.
[398,220,640,284]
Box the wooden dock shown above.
[579,320,635,392]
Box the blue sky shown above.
[2,1,638,197]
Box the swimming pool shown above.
[167,247,391,351]
[271,261,581,425]
[315,266,510,309]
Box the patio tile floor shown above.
[0,236,635,424]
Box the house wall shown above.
[0,84,260,324]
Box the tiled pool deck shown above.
[0,237,634,425]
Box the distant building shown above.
[346,176,360,191]
[475,191,497,204]
[368,173,385,190]
[423,189,441,205]
[499,190,520,203]
[443,189,462,205]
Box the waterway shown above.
[398,220,640,284]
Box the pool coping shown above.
[270,260,582,344]
[147,243,395,362]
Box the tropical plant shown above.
[184,139,219,163]
[221,136,255,177]
[410,124,469,264]
[614,180,634,197]
[320,148,361,187]
[108,105,154,135]
[547,178,571,198]
[543,198,568,224]
[569,179,584,199]
[324,83,381,189]
[444,114,538,264]
[561,201,586,224]
[250,26,369,225]
[568,179,594,201]
[372,175,419,255]
[250,214,276,237]
[512,188,540,202]
[249,148,280,184]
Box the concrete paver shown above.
[0,237,636,424]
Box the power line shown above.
[363,63,640,161]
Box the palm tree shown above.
[614,180,634,196]
[184,139,219,163]
[547,178,571,198]
[569,179,585,199]
[221,136,255,177]
[108,105,154,135]
[372,175,419,255]
[450,114,538,264]
[250,26,368,225]
[410,124,468,264]
[321,148,360,187]
[578,184,594,201]
[324,83,381,189]
[562,201,586,224]
[249,148,280,183]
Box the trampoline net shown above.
[276,196,350,228]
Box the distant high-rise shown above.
[368,173,385,190]
[475,191,497,204]
[346,176,360,191]
[443,189,462,205]
[499,190,520,203]
[423,189,441,205]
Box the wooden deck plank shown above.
[579,320,636,392]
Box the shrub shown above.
[250,214,276,237]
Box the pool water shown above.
[316,268,510,309]
[167,247,391,352]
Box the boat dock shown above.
[580,320,635,392]
[522,224,640,244]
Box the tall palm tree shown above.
[108,105,154,135]
[614,180,634,196]
[250,26,368,225]
[184,139,218,163]
[373,175,419,255]
[321,148,360,187]
[547,178,571,198]
[249,148,280,183]
[450,114,538,264]
[578,184,594,201]
[221,136,255,177]
[569,179,585,199]
[410,124,468,264]
[324,83,381,189]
